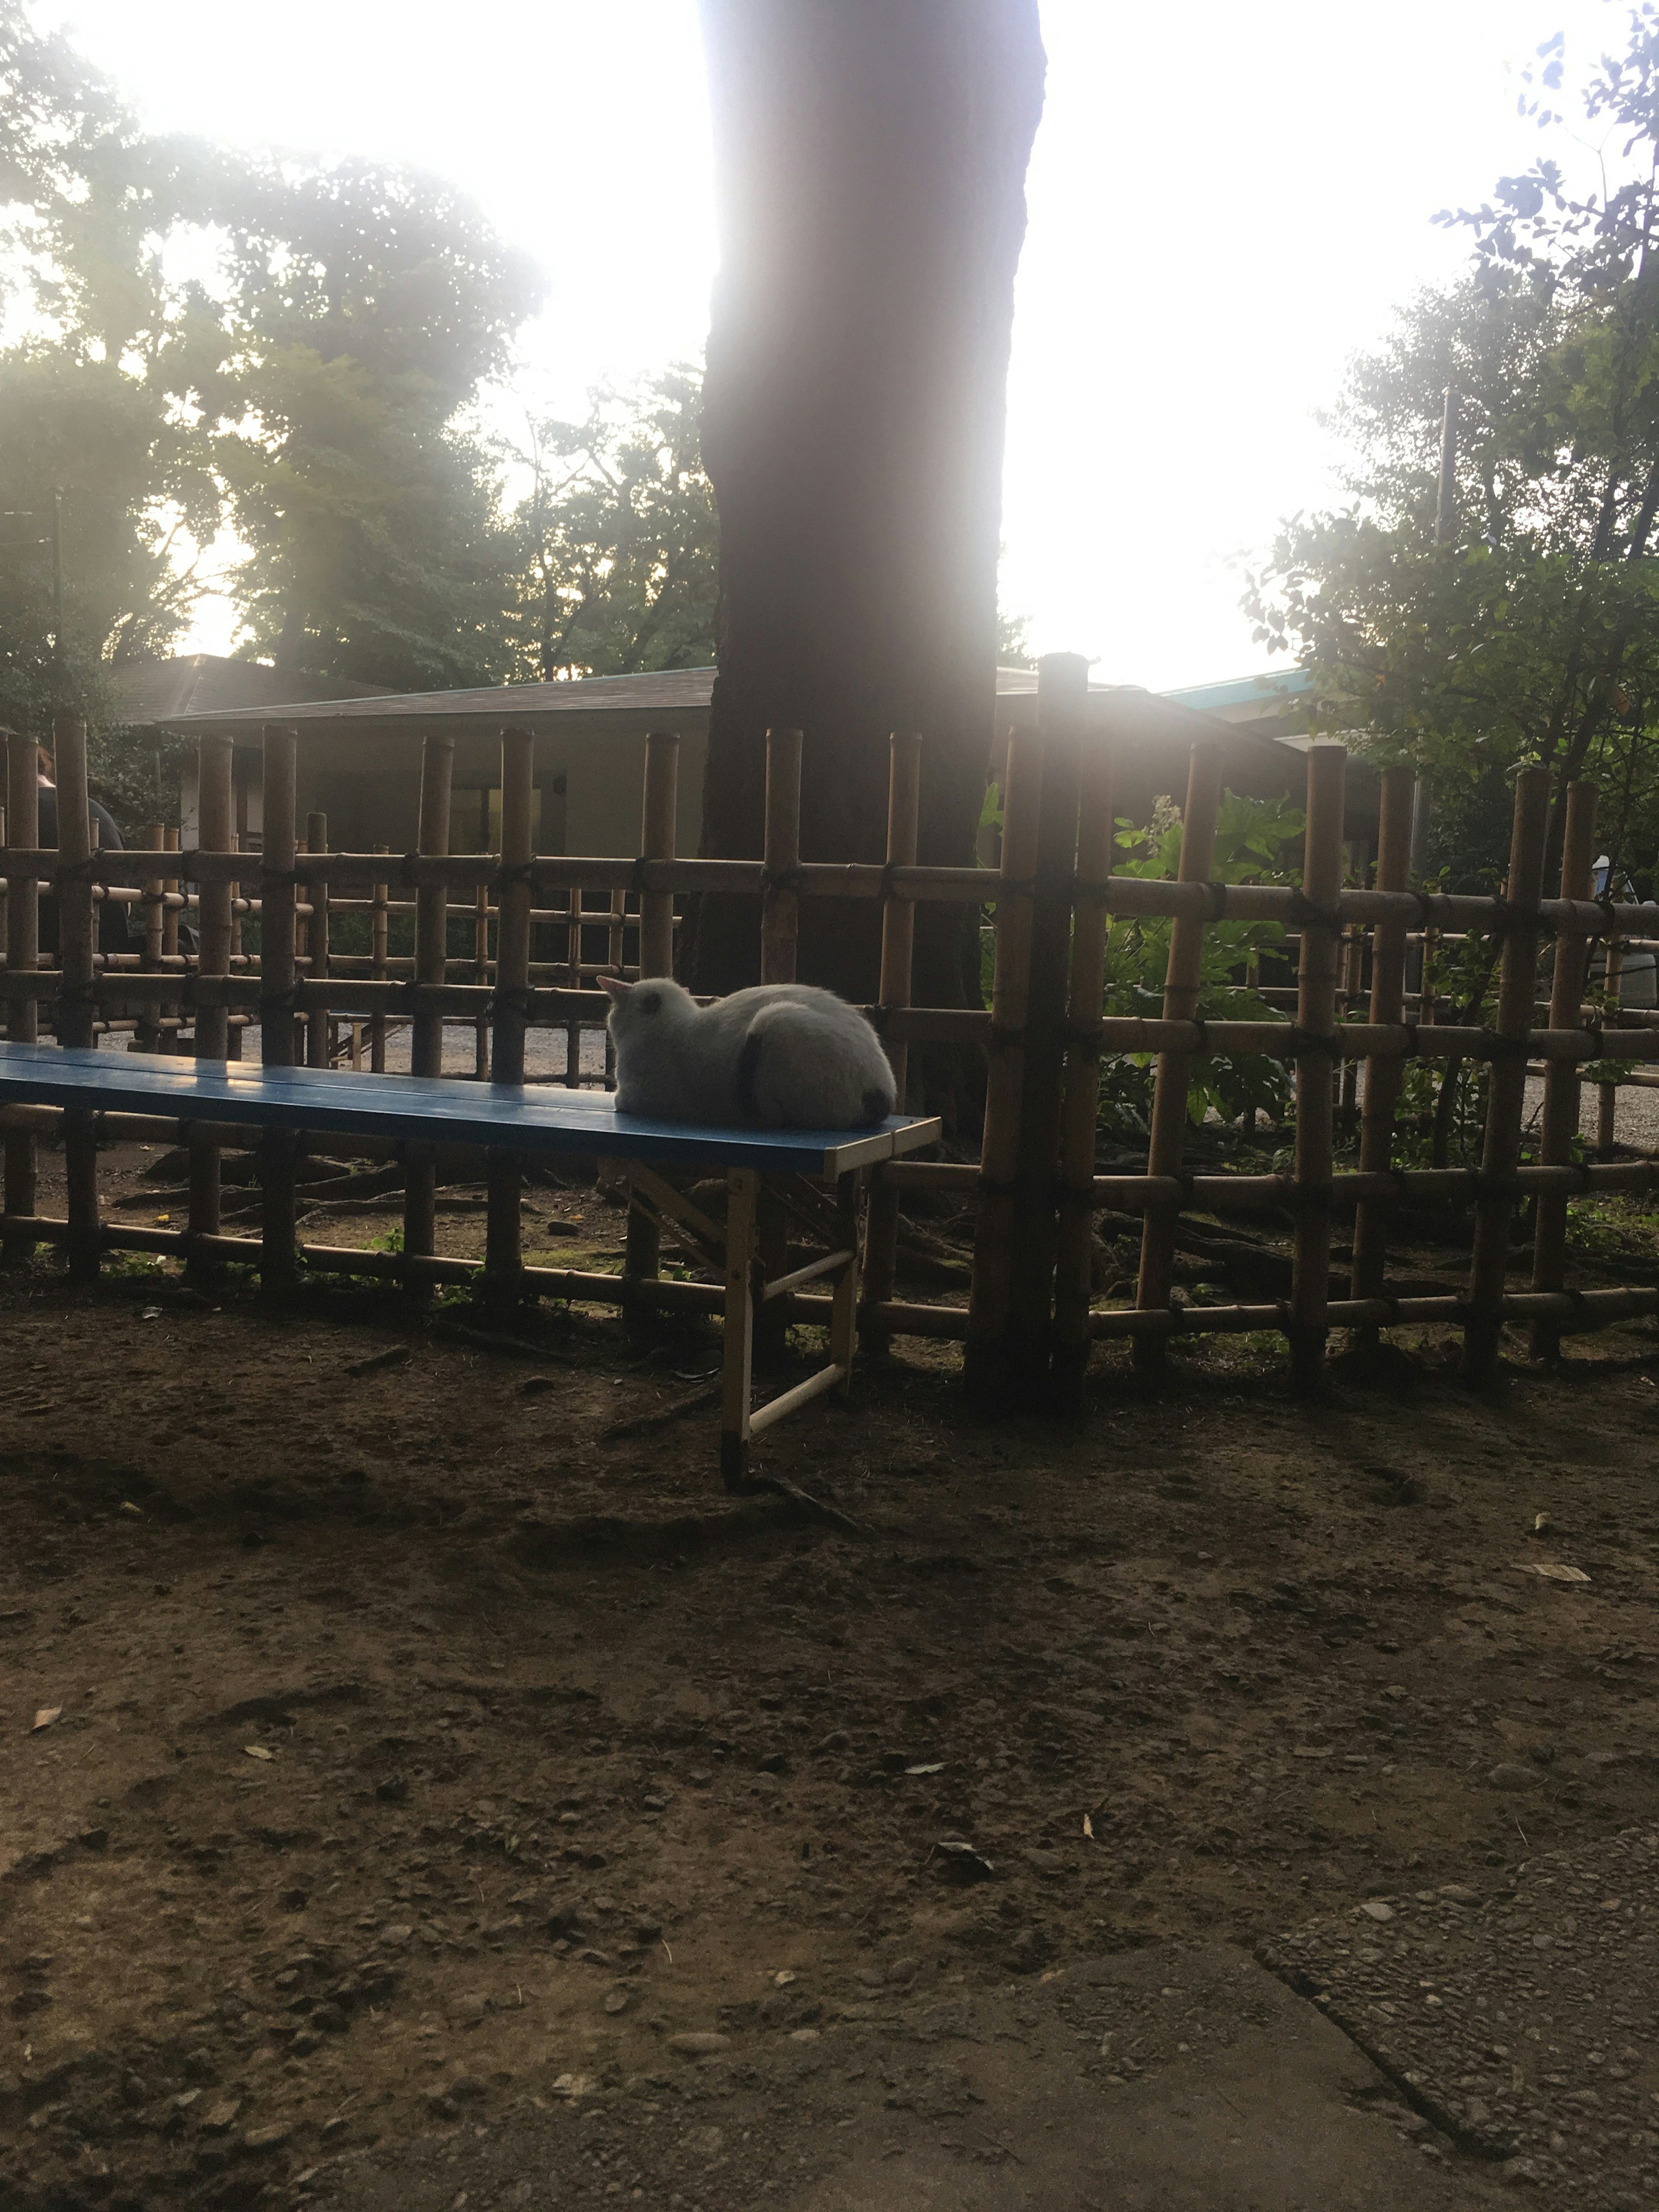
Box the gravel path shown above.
[1259,1828,1659,2206]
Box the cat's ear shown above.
[597,975,633,1003]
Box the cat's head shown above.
[597,974,693,1044]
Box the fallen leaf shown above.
[904,1762,944,1777]
[119,1501,144,1516]
[31,1707,61,1733]
[1522,1562,1591,1584]
[1082,1812,1095,1840]
[244,1744,274,1761]
[140,1307,161,1320]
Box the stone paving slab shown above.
[1258,1826,1659,2208]
[323,1942,1510,2212]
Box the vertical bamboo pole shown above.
[137,823,165,1051]
[194,735,233,1061]
[1597,934,1624,1155]
[53,716,99,1282]
[623,733,680,1315]
[1052,725,1117,1408]
[761,728,802,985]
[1530,780,1598,1360]
[604,885,624,1085]
[227,833,245,1059]
[305,809,330,1068]
[1133,743,1224,1372]
[860,731,922,1352]
[1288,743,1348,1392]
[370,845,389,1072]
[1007,655,1089,1394]
[259,727,300,1298]
[474,881,491,1078]
[187,734,234,1283]
[3,729,41,1265]
[1348,763,1416,1347]
[1338,847,1367,1124]
[563,885,582,1086]
[1461,766,1551,1384]
[161,825,179,1052]
[404,736,453,1279]
[965,724,1045,1404]
[485,729,534,1316]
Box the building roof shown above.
[108,654,394,725]
[155,662,1300,747]
[1160,670,1311,716]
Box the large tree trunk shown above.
[688,0,1045,1011]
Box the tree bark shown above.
[688,0,1046,1006]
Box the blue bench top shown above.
[0,1042,941,1176]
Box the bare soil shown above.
[4,1135,1659,2211]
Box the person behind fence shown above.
[599,975,896,1128]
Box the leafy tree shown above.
[207,157,544,689]
[502,367,719,681]
[1,0,547,743]
[1247,7,1659,887]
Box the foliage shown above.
[500,369,718,681]
[1095,790,1306,1144]
[1245,6,1659,885]
[0,0,547,799]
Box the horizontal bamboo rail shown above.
[6,685,1659,1410]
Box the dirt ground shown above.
[4,1133,1659,2211]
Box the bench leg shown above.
[829,1169,860,1397]
[721,1167,759,1492]
[64,1109,99,1286]
[261,1129,299,1300]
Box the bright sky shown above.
[34,0,1630,689]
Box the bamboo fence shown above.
[6,664,1659,1398]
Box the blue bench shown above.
[0,1042,941,1483]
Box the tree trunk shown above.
[687,0,1046,1010]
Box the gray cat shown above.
[598,977,897,1129]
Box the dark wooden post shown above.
[860,731,922,1352]
[186,734,233,1286]
[965,723,1044,1404]
[404,735,454,1284]
[1134,743,1223,1371]
[485,728,534,1315]
[3,729,41,1265]
[305,809,330,1068]
[1348,763,1415,1349]
[1530,781,1599,1360]
[1005,653,1087,1393]
[1288,743,1347,1392]
[1461,766,1551,1384]
[259,727,300,1298]
[624,733,681,1321]
[53,715,99,1283]
[1052,722,1115,1408]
